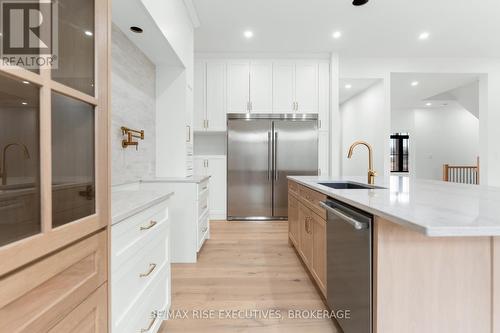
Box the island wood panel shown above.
[288,193,300,246]
[374,218,492,333]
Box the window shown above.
[390,133,409,173]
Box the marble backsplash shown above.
[111,24,156,185]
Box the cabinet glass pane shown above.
[52,92,95,228]
[51,0,95,96]
[0,74,40,246]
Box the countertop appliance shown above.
[320,198,373,333]
[227,113,318,220]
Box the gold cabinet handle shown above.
[139,263,157,278]
[140,313,158,332]
[140,220,157,231]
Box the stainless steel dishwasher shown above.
[320,199,373,333]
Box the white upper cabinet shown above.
[295,61,318,114]
[249,61,273,113]
[206,61,227,131]
[196,58,328,118]
[194,60,227,131]
[193,60,206,131]
[227,61,250,113]
[272,62,295,113]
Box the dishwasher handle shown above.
[320,201,369,230]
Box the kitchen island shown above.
[287,175,500,333]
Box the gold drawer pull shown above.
[140,313,158,332]
[202,205,208,210]
[202,186,208,191]
[140,220,157,231]
[139,263,157,277]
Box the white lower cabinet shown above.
[111,199,171,333]
[141,178,211,263]
[194,155,227,220]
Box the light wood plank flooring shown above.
[160,221,337,333]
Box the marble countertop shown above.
[288,175,500,237]
[141,175,210,184]
[111,189,174,225]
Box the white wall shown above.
[340,80,385,177]
[414,107,479,180]
[338,57,500,186]
[111,25,156,185]
[391,106,479,180]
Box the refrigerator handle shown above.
[268,131,272,181]
[274,131,278,180]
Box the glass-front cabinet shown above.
[0,0,109,275]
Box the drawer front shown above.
[198,180,209,195]
[48,283,107,333]
[113,263,169,333]
[0,231,107,333]
[298,184,327,219]
[112,221,169,321]
[197,190,209,218]
[112,202,168,271]
[197,210,209,252]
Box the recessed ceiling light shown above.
[22,80,29,85]
[243,30,254,39]
[426,102,432,106]
[345,84,352,89]
[130,26,143,34]
[418,32,430,40]
[411,81,419,87]
[332,31,342,39]
[84,30,93,37]
[21,102,27,105]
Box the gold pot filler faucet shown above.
[347,141,377,185]
[0,143,31,186]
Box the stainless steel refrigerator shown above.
[227,113,319,220]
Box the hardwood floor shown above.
[160,221,337,333]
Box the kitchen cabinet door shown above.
[227,61,250,113]
[206,61,227,131]
[295,62,318,114]
[312,214,327,296]
[206,157,227,220]
[318,131,329,177]
[288,194,299,246]
[249,61,273,113]
[298,202,313,267]
[193,60,206,131]
[272,62,295,113]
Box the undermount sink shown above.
[318,181,386,190]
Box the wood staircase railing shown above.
[443,157,480,185]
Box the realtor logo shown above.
[1,0,58,68]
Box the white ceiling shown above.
[192,0,500,57]
[390,73,480,112]
[340,78,380,104]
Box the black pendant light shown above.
[352,0,369,6]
